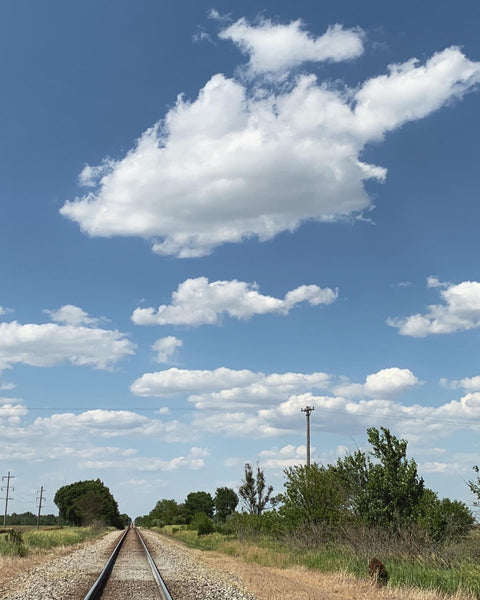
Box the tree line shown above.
[137,427,478,544]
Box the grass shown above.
[157,525,480,599]
[0,526,108,556]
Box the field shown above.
[0,525,109,588]
[158,525,480,600]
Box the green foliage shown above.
[184,491,214,521]
[190,512,215,536]
[335,427,424,531]
[0,529,27,556]
[418,488,474,542]
[239,463,275,515]
[468,465,480,506]
[54,479,123,528]
[228,510,283,538]
[214,486,238,522]
[280,464,348,529]
[5,512,58,526]
[137,498,187,528]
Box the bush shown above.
[419,490,474,542]
[228,511,283,539]
[189,512,215,536]
[0,529,27,556]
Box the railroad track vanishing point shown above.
[84,526,173,600]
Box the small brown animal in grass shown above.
[368,557,388,587]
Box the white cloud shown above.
[59,34,480,258]
[132,277,337,326]
[219,18,364,76]
[259,444,309,469]
[364,368,420,398]
[44,304,105,326]
[334,367,420,398]
[0,320,135,371]
[388,280,480,337]
[0,397,27,424]
[0,379,15,390]
[427,276,448,289]
[441,376,480,392]
[130,367,330,400]
[0,306,13,316]
[152,336,183,363]
[31,409,185,441]
[83,447,208,472]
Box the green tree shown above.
[419,488,474,542]
[184,491,214,521]
[335,427,424,530]
[214,487,239,522]
[280,463,348,529]
[144,498,187,527]
[54,479,123,528]
[239,463,275,515]
[468,465,480,506]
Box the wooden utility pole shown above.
[37,486,46,529]
[301,406,314,466]
[2,472,14,526]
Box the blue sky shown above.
[1,0,480,519]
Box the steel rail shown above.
[134,527,174,600]
[82,526,174,600]
[83,527,129,600]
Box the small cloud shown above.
[152,336,183,363]
[193,29,213,44]
[390,281,412,288]
[44,304,107,327]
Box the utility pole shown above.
[36,486,46,529]
[2,472,15,527]
[301,406,315,467]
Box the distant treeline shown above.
[4,512,59,526]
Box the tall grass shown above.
[0,526,107,556]
[158,523,480,599]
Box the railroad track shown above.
[84,526,174,600]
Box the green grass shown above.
[0,526,108,556]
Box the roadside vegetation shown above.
[0,526,106,557]
[137,427,480,599]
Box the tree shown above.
[214,487,238,522]
[54,479,123,528]
[184,491,214,521]
[418,488,474,542]
[468,465,480,507]
[335,427,424,531]
[280,463,348,529]
[239,463,275,515]
[146,498,187,527]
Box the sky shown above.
[1,0,480,519]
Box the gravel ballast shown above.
[0,529,258,600]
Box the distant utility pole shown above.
[36,486,46,529]
[2,472,15,527]
[301,406,315,467]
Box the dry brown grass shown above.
[198,552,477,600]
[153,531,476,600]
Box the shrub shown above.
[189,512,215,536]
